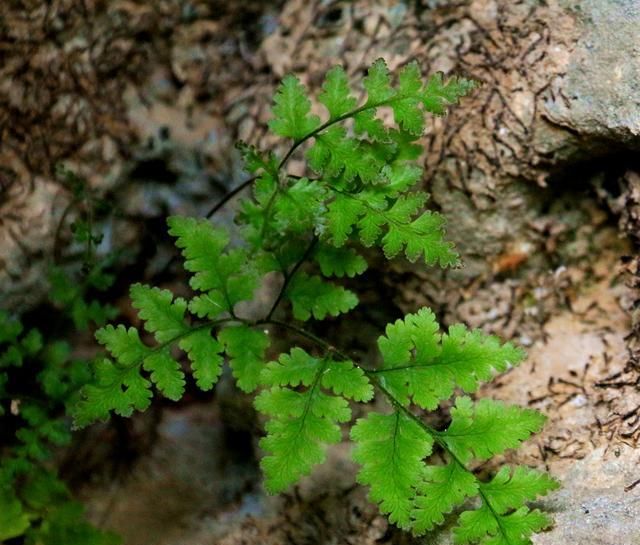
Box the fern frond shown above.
[255,348,365,493]
[236,141,278,175]
[0,311,42,368]
[268,74,321,140]
[219,325,269,393]
[314,244,367,278]
[273,177,328,234]
[454,505,552,545]
[318,65,357,120]
[325,191,458,266]
[130,284,188,343]
[168,216,258,318]
[422,72,478,115]
[98,303,185,401]
[307,126,385,183]
[286,272,358,321]
[256,392,346,493]
[479,466,559,516]
[351,411,433,529]
[363,58,396,104]
[261,347,319,387]
[375,309,525,410]
[68,60,555,545]
[321,359,373,402]
[445,467,558,544]
[74,282,231,425]
[178,329,223,391]
[411,462,478,533]
[72,356,152,427]
[440,397,546,464]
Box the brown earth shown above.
[2,1,640,544]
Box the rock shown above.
[4,2,640,543]
[534,446,640,545]
[0,0,281,312]
[544,0,640,147]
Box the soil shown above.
[2,1,640,544]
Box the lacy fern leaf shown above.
[219,325,269,393]
[454,505,552,545]
[318,65,357,120]
[286,272,358,321]
[375,308,525,410]
[168,216,258,318]
[269,74,320,140]
[73,59,556,545]
[130,284,188,343]
[351,411,433,529]
[478,466,559,516]
[411,462,479,534]
[350,307,552,541]
[314,244,367,278]
[256,348,368,493]
[441,397,546,464]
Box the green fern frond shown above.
[286,272,358,321]
[318,65,358,120]
[324,191,458,266]
[69,59,556,545]
[375,308,525,410]
[219,325,269,393]
[440,397,546,464]
[268,74,321,140]
[256,348,367,493]
[273,177,328,234]
[454,505,553,545]
[411,462,479,533]
[314,244,367,278]
[130,284,188,343]
[74,282,225,425]
[168,216,258,318]
[351,411,434,528]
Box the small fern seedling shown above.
[74,59,558,544]
[0,311,119,544]
[1,169,121,544]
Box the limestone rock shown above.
[544,0,640,146]
[535,446,640,545]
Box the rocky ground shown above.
[2,1,640,543]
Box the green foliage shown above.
[349,310,550,541]
[269,74,321,140]
[286,272,358,320]
[0,309,118,544]
[73,59,556,545]
[169,216,258,318]
[451,466,558,545]
[257,348,371,492]
[1,166,124,544]
[49,265,117,330]
[314,244,367,278]
[351,411,433,528]
[375,308,525,410]
[219,326,268,393]
[441,397,546,464]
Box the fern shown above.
[1,166,123,544]
[255,348,371,492]
[74,60,558,544]
[0,311,118,544]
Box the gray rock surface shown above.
[546,0,640,146]
[535,446,640,545]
